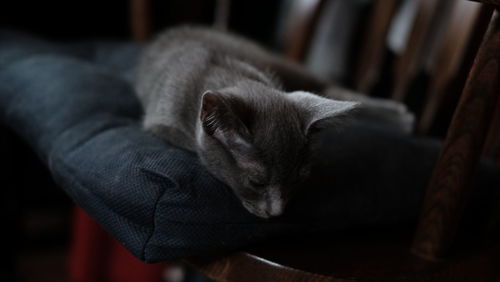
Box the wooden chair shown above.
[130,0,500,280]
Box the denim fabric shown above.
[0,31,498,262]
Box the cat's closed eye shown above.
[248,178,266,188]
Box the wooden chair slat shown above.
[284,0,327,62]
[353,0,399,93]
[391,0,443,101]
[417,1,483,134]
[214,0,231,31]
[130,0,152,42]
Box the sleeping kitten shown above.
[135,26,412,218]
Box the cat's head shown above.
[197,83,357,218]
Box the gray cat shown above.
[135,26,412,218]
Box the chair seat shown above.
[188,225,500,281]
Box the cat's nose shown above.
[266,199,283,216]
[265,188,284,216]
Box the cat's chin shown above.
[242,202,271,218]
[241,200,283,219]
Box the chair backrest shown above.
[282,0,491,137]
[290,0,499,261]
[355,0,487,134]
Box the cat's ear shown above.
[200,91,252,150]
[288,91,358,135]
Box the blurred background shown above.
[1,0,498,281]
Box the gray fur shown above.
[135,26,407,218]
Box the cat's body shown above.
[136,27,286,151]
[136,26,412,218]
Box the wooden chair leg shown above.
[412,7,499,260]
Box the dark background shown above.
[0,0,283,47]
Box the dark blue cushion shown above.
[1,31,498,262]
